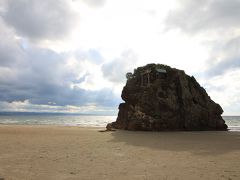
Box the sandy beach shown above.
[0,125,239,180]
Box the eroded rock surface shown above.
[108,64,228,131]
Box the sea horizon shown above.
[0,112,239,131]
[0,111,117,116]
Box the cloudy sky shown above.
[0,0,239,115]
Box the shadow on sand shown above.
[108,130,240,156]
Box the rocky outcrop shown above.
[108,64,228,131]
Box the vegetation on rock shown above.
[108,63,228,131]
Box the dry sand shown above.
[0,125,239,180]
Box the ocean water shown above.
[223,116,240,132]
[0,115,117,127]
[0,115,239,131]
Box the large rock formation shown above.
[108,64,228,131]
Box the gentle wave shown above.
[227,126,240,132]
[223,116,240,131]
[0,115,117,127]
[0,115,239,131]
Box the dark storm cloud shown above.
[1,0,77,40]
[165,0,240,33]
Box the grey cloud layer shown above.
[102,50,138,84]
[82,0,106,7]
[0,0,120,111]
[166,0,240,33]
[204,37,240,77]
[1,0,77,40]
[0,48,120,108]
[0,31,120,109]
[164,0,240,115]
[165,0,240,77]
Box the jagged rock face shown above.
[109,64,228,131]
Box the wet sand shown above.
[0,125,239,180]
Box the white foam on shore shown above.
[228,126,240,132]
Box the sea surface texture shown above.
[0,115,239,131]
[223,116,240,131]
[0,115,116,127]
